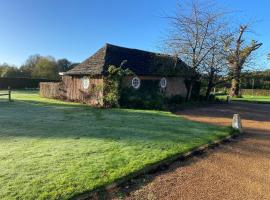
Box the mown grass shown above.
[217,94,270,104]
[0,91,232,200]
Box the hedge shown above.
[0,77,56,89]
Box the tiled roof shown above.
[65,43,190,76]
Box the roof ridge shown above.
[105,43,177,59]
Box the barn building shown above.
[40,44,192,107]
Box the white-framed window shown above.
[82,76,90,89]
[160,77,167,88]
[131,77,141,89]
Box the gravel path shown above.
[112,102,270,200]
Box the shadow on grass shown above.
[0,98,232,147]
[3,96,266,200]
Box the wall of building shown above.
[41,75,187,107]
[122,76,187,97]
[61,75,104,106]
[166,77,187,97]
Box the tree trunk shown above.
[230,77,240,97]
[205,81,213,101]
[205,70,214,101]
[230,65,241,97]
[185,82,194,102]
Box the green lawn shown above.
[0,91,233,200]
[217,95,270,104]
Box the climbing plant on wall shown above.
[103,65,133,108]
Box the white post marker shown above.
[227,95,231,103]
[232,114,243,133]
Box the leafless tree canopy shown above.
[224,25,262,96]
[164,0,263,99]
[164,0,230,100]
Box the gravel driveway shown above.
[112,102,270,200]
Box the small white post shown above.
[232,114,243,133]
[227,95,231,103]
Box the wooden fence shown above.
[215,88,270,96]
[0,87,11,101]
[40,82,61,98]
[240,89,270,96]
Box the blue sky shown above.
[0,0,269,69]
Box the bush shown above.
[165,95,185,105]
[208,94,216,102]
[120,80,165,110]
[120,80,191,110]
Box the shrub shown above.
[208,94,216,102]
[103,66,190,109]
[165,95,185,105]
[120,80,165,110]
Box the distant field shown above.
[217,95,270,104]
[0,91,233,200]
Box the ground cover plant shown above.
[0,91,233,200]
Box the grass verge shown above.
[0,91,233,200]
[216,94,270,104]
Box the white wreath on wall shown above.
[131,77,141,89]
[160,77,167,88]
[82,76,90,89]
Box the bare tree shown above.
[224,25,262,97]
[164,0,228,101]
[202,35,229,100]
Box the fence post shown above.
[8,86,11,101]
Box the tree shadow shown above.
[0,98,230,145]
[1,97,270,200]
[0,97,236,200]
